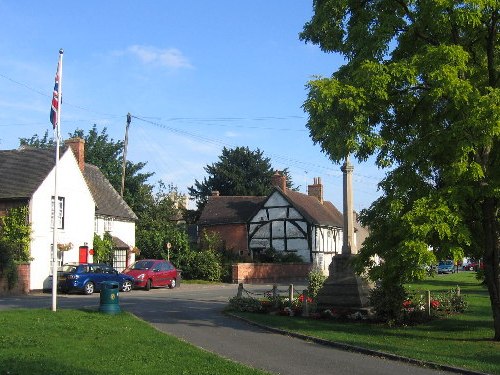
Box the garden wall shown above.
[0,264,30,296]
[232,263,312,284]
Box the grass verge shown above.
[233,272,500,374]
[0,308,269,375]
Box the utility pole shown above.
[121,113,131,197]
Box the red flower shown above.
[298,294,313,303]
[402,300,412,308]
[430,300,440,309]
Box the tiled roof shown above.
[198,196,266,225]
[83,164,137,221]
[0,147,58,199]
[281,189,344,227]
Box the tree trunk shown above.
[482,198,500,341]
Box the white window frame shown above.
[51,196,65,229]
[104,217,114,232]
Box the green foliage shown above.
[432,288,469,314]
[0,206,32,263]
[227,296,262,312]
[176,233,223,282]
[369,283,409,323]
[137,182,190,261]
[93,232,114,263]
[0,240,19,289]
[301,2,500,338]
[370,282,469,325]
[188,146,296,211]
[19,130,54,149]
[307,268,327,298]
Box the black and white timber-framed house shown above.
[198,172,364,275]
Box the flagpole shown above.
[51,49,63,312]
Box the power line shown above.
[131,114,382,187]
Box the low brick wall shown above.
[0,263,30,296]
[232,263,312,284]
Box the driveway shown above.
[0,283,456,375]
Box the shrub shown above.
[433,288,468,314]
[227,296,262,312]
[0,240,19,290]
[369,283,409,322]
[308,268,327,298]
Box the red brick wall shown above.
[232,263,312,284]
[202,224,250,258]
[0,263,30,295]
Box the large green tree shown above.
[300,1,499,339]
[136,182,189,261]
[188,146,295,210]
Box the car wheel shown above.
[145,279,152,291]
[469,266,474,271]
[83,281,94,295]
[122,280,132,292]
[169,279,176,289]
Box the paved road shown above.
[0,284,457,375]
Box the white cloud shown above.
[223,131,240,138]
[127,45,193,69]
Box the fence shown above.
[235,282,312,316]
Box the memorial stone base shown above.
[316,254,373,313]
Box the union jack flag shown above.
[50,60,60,129]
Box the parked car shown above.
[58,263,135,295]
[463,259,483,271]
[123,259,179,290]
[437,260,455,274]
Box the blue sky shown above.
[0,1,384,211]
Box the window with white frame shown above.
[51,196,65,229]
[104,217,114,232]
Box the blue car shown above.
[437,260,455,274]
[58,263,135,295]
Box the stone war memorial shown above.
[316,157,373,313]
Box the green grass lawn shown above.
[0,309,269,375]
[234,272,500,375]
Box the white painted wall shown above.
[29,149,95,290]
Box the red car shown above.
[463,259,483,271]
[123,259,179,290]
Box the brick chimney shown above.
[65,138,85,172]
[308,177,324,204]
[271,170,286,191]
